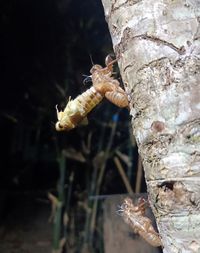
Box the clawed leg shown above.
[105,54,117,71]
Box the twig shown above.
[89,115,118,240]
[52,151,66,252]
[113,156,134,195]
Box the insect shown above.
[56,55,128,131]
[118,197,162,247]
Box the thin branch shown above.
[113,156,134,195]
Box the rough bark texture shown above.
[101,0,200,252]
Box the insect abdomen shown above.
[75,86,103,116]
[56,86,103,131]
[105,91,129,108]
[139,230,162,247]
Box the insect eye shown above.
[56,122,64,131]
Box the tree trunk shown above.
[101,1,200,252]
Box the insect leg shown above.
[105,54,117,71]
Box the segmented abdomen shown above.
[75,86,103,116]
[139,230,162,247]
[56,86,104,131]
[105,90,128,108]
[66,86,103,129]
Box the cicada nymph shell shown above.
[91,56,129,108]
[118,197,162,247]
[56,55,129,131]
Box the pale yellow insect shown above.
[118,197,162,247]
[56,56,128,131]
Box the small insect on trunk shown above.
[118,197,162,247]
[55,55,129,131]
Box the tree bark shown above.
[101,0,200,252]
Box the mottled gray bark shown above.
[101,1,200,252]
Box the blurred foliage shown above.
[0,0,145,252]
[0,0,114,186]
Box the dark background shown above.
[0,0,146,252]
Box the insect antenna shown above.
[89,53,95,66]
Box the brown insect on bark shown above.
[91,55,128,108]
[118,197,162,247]
[56,55,129,131]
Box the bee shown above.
[56,55,129,131]
[118,197,162,247]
